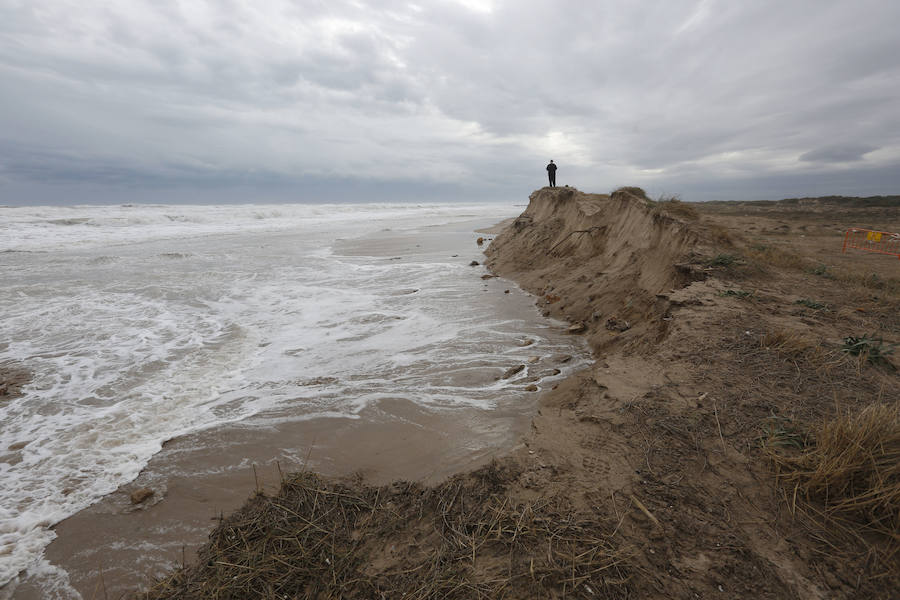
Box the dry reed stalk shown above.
[759,330,816,356]
[652,199,700,222]
[770,404,900,548]
[135,462,633,600]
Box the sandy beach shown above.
[7,214,587,599]
[5,189,900,599]
[127,187,899,600]
[4,2,898,597]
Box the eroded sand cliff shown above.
[137,188,900,599]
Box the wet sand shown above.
[29,400,531,598]
[13,217,583,599]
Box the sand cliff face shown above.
[486,186,700,354]
[133,193,900,600]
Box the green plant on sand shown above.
[760,416,805,450]
[795,298,827,310]
[719,289,754,299]
[706,253,741,268]
[841,334,896,367]
[809,263,834,278]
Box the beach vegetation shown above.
[768,404,900,555]
[137,461,633,599]
[719,289,754,299]
[706,253,741,268]
[759,329,816,357]
[841,334,896,367]
[612,186,649,200]
[744,244,809,271]
[795,298,827,310]
[809,263,834,278]
[760,415,805,450]
[652,195,700,221]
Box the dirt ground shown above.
[139,188,900,599]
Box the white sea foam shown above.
[0,202,588,595]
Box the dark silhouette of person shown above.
[546,160,557,187]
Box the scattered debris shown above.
[136,464,632,600]
[567,321,587,334]
[295,377,339,386]
[502,365,526,379]
[719,289,754,299]
[605,317,631,332]
[130,488,154,505]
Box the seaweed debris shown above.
[137,460,631,599]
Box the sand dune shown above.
[123,188,900,598]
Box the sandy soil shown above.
[25,401,530,599]
[476,188,900,598]
[139,187,898,599]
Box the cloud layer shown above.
[1,0,899,204]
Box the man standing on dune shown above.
[546,160,557,187]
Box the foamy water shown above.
[0,203,587,596]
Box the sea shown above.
[0,202,588,597]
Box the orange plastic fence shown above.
[842,228,900,260]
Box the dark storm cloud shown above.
[1,0,899,204]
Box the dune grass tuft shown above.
[770,404,900,547]
[652,196,700,221]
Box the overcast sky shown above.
[1,0,899,205]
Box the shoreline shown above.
[32,401,533,598]
[11,214,589,599]
[134,188,900,599]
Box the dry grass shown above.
[742,243,900,297]
[136,461,632,600]
[834,269,900,297]
[707,224,733,246]
[611,186,649,201]
[652,198,700,221]
[743,244,810,271]
[769,404,900,551]
[758,330,849,376]
[759,330,816,356]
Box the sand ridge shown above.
[137,187,900,598]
